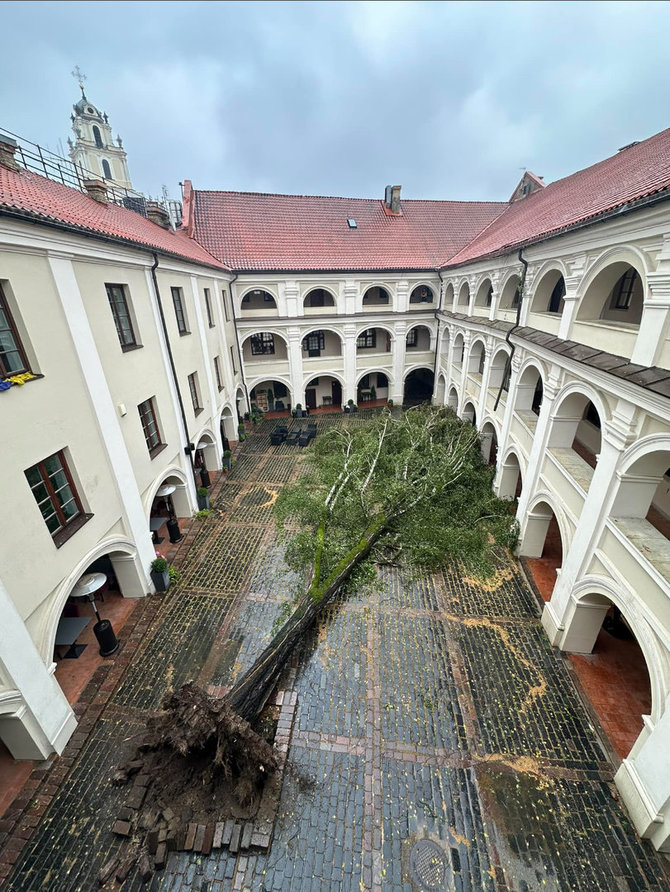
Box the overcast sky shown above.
[2,0,669,202]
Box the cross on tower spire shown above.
[71,65,87,98]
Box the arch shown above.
[242,330,289,362]
[362,285,392,307]
[439,327,450,356]
[355,322,395,342]
[467,337,487,376]
[434,372,447,405]
[403,367,434,405]
[220,404,237,442]
[405,323,432,351]
[519,494,568,601]
[530,265,567,315]
[144,466,192,521]
[548,383,608,462]
[409,283,435,304]
[302,327,343,357]
[499,272,522,310]
[488,346,511,396]
[447,386,459,411]
[92,125,103,148]
[474,277,494,308]
[194,428,218,474]
[497,448,523,500]
[303,287,336,309]
[249,377,293,413]
[304,373,344,409]
[612,436,670,533]
[235,386,247,418]
[480,419,498,465]
[514,361,545,416]
[457,281,470,307]
[239,287,278,312]
[443,282,454,308]
[576,256,645,327]
[101,159,112,179]
[461,400,476,425]
[41,537,140,663]
[452,332,465,366]
[355,367,393,388]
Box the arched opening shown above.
[457,282,470,308]
[498,450,522,500]
[242,331,288,363]
[531,269,566,315]
[488,349,510,409]
[194,433,219,489]
[357,371,389,405]
[403,368,434,406]
[453,333,465,368]
[462,401,476,426]
[220,406,236,444]
[362,286,390,308]
[409,284,434,304]
[565,594,652,759]
[149,472,192,548]
[474,278,493,309]
[249,380,292,414]
[612,447,670,547]
[444,283,454,309]
[304,288,335,311]
[549,391,602,475]
[305,375,342,410]
[434,373,446,405]
[302,329,342,358]
[405,325,431,351]
[577,262,644,327]
[514,365,544,427]
[356,327,392,354]
[467,340,486,378]
[480,421,498,465]
[101,159,112,180]
[440,329,450,358]
[240,289,278,313]
[499,274,522,310]
[447,386,458,411]
[235,386,246,421]
[519,500,564,602]
[92,125,103,148]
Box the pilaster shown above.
[286,326,304,406]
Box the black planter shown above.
[151,569,170,592]
[197,494,210,511]
[93,619,119,657]
[167,518,182,543]
[344,406,350,414]
[200,468,211,488]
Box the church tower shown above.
[67,68,133,190]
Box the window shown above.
[548,277,566,314]
[0,284,30,376]
[406,329,417,348]
[188,372,203,415]
[303,331,325,357]
[25,450,87,545]
[106,284,138,350]
[222,289,230,322]
[214,356,224,391]
[376,373,388,388]
[92,125,103,149]
[410,286,433,304]
[251,332,275,355]
[102,159,112,179]
[171,286,189,334]
[204,288,214,327]
[356,329,376,349]
[230,345,237,374]
[138,398,164,456]
[610,269,640,310]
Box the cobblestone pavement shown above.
[4,412,670,891]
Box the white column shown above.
[632,272,670,367]
[343,280,358,315]
[0,575,77,759]
[49,255,157,589]
[476,336,494,420]
[515,372,560,521]
[393,320,407,403]
[396,280,409,314]
[190,276,222,466]
[283,281,300,317]
[558,263,585,340]
[287,327,304,408]
[343,322,358,404]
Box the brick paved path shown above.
[4,412,669,891]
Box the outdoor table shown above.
[149,516,169,544]
[55,616,91,659]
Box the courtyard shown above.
[2,411,669,891]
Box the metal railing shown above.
[0,126,181,226]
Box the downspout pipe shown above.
[493,247,527,412]
[149,252,194,468]
[228,273,252,418]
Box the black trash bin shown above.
[167,518,183,543]
[200,468,211,488]
[93,619,119,657]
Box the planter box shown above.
[197,494,210,510]
[151,570,170,592]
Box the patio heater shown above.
[71,572,119,657]
[157,483,183,543]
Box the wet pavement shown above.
[3,411,669,891]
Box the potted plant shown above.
[150,556,170,592]
[222,449,232,471]
[197,486,210,510]
[238,423,247,441]
[387,398,394,408]
[295,403,303,418]
[267,388,275,411]
[343,400,351,414]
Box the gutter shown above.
[493,247,527,412]
[149,252,195,469]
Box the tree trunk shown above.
[226,517,386,721]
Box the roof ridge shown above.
[194,187,506,207]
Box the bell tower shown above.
[67,67,133,190]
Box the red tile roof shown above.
[447,127,670,266]
[192,189,505,271]
[0,166,225,269]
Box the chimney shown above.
[83,179,108,204]
[146,201,171,230]
[384,184,402,214]
[0,136,19,171]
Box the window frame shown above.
[356,329,377,349]
[204,288,215,327]
[406,328,418,348]
[302,331,325,357]
[105,283,140,351]
[138,397,165,457]
[25,450,89,546]
[188,371,203,415]
[251,332,275,355]
[221,289,230,322]
[548,277,566,314]
[0,283,30,376]
[214,355,224,391]
[610,269,639,311]
[171,286,190,335]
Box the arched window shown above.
[93,125,103,149]
[102,159,112,179]
[548,277,566,313]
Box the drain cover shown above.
[409,839,448,890]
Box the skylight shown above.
[347,218,357,229]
